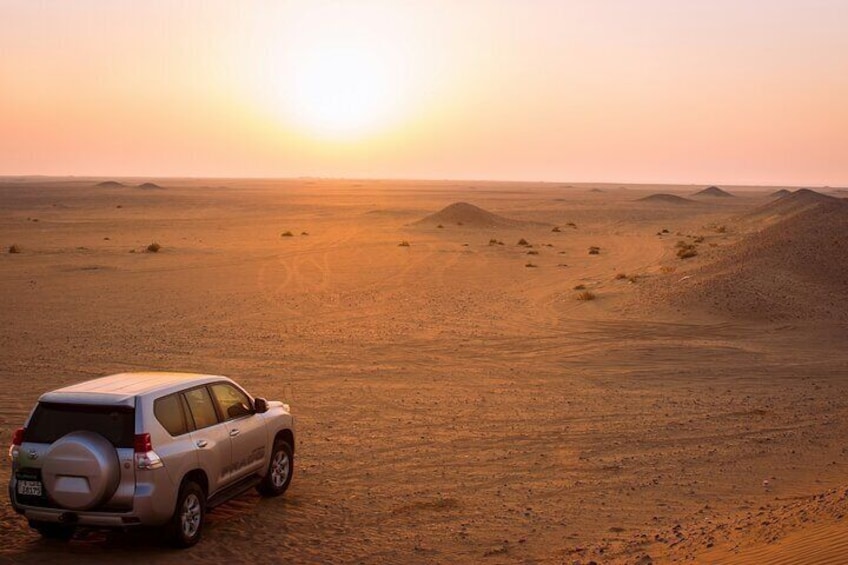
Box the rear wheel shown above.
[257,440,293,497]
[30,520,75,541]
[169,480,205,548]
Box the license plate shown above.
[17,480,42,497]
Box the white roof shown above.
[39,372,229,406]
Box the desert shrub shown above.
[693,235,705,244]
[588,246,600,255]
[628,275,639,283]
[576,291,596,301]
[566,222,577,228]
[517,238,530,246]
[281,231,294,237]
[437,224,444,229]
[146,242,161,253]
[552,226,561,232]
[660,266,676,274]
[8,244,21,254]
[675,240,689,249]
[677,247,697,259]
[301,231,309,236]
[398,241,410,247]
[489,238,504,246]
[715,225,727,233]
[525,262,537,268]
[527,250,539,255]
[573,284,586,290]
[661,228,670,234]
[615,273,627,280]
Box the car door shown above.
[182,386,231,494]
[209,382,268,481]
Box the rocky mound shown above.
[769,189,792,199]
[137,182,163,190]
[749,188,839,221]
[414,202,533,228]
[637,193,695,205]
[649,195,848,322]
[96,181,125,188]
[694,185,734,197]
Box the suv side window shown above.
[183,387,220,430]
[210,383,253,421]
[154,393,188,436]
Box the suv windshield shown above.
[24,402,135,448]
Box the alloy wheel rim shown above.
[271,450,290,488]
[181,493,202,538]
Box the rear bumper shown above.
[9,472,176,528]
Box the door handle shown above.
[196,439,208,448]
[229,429,240,437]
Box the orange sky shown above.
[1,1,847,185]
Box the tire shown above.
[30,520,75,541]
[169,480,205,548]
[257,440,293,497]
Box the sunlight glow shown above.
[284,44,397,139]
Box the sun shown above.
[283,45,396,140]
[248,4,434,143]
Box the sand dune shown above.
[693,185,734,197]
[413,201,540,228]
[637,193,696,205]
[95,180,125,188]
[644,190,848,322]
[769,188,792,199]
[749,188,840,221]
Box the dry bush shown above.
[573,284,586,290]
[398,241,410,247]
[301,231,309,236]
[281,231,294,237]
[552,226,561,232]
[576,290,596,301]
[8,244,21,254]
[694,235,705,243]
[527,250,539,255]
[677,247,697,259]
[615,273,627,280]
[588,246,600,255]
[628,275,639,283]
[437,224,444,229]
[517,238,530,246]
[488,238,504,246]
[525,262,537,268]
[715,225,727,233]
[146,242,161,253]
[566,222,577,229]
[660,266,676,274]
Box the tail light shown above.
[9,427,24,460]
[134,433,163,470]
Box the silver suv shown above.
[8,372,295,547]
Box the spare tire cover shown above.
[42,431,121,511]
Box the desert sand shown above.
[2,178,848,564]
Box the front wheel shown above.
[169,480,205,548]
[257,440,293,497]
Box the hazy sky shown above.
[2,0,847,185]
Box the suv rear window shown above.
[154,393,189,436]
[24,402,135,448]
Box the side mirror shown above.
[254,397,268,414]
